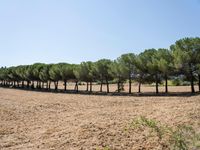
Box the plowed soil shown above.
[0,85,200,150]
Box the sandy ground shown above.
[54,82,200,93]
[0,86,200,150]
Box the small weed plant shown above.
[126,116,200,150]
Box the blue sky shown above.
[0,0,200,67]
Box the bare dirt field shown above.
[0,85,200,150]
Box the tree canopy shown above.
[0,37,200,94]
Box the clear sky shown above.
[0,0,200,67]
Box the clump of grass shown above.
[127,116,200,150]
[96,146,111,150]
[169,125,200,150]
[128,116,166,140]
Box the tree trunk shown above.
[54,82,57,90]
[64,80,67,91]
[138,82,141,93]
[36,81,39,89]
[39,81,41,89]
[129,77,132,94]
[41,82,44,89]
[190,71,195,93]
[90,82,92,92]
[156,74,159,94]
[27,81,30,88]
[76,82,78,92]
[48,81,51,90]
[117,81,120,93]
[165,75,168,93]
[46,82,48,89]
[106,79,109,93]
[54,81,58,91]
[86,82,89,91]
[74,81,78,92]
[198,74,200,92]
[31,81,34,89]
[156,81,159,94]
[74,82,76,90]
[100,81,103,92]
[22,81,24,88]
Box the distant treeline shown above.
[0,37,200,94]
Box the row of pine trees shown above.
[0,37,200,94]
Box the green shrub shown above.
[171,78,182,86]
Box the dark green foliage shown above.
[49,64,62,90]
[74,61,94,92]
[138,49,161,93]
[59,63,76,91]
[39,64,50,83]
[156,49,174,93]
[93,59,113,93]
[0,37,200,94]
[171,37,200,93]
[117,53,136,93]
[108,60,126,92]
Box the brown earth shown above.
[0,85,200,150]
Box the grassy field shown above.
[0,85,200,150]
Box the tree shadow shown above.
[1,86,199,97]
